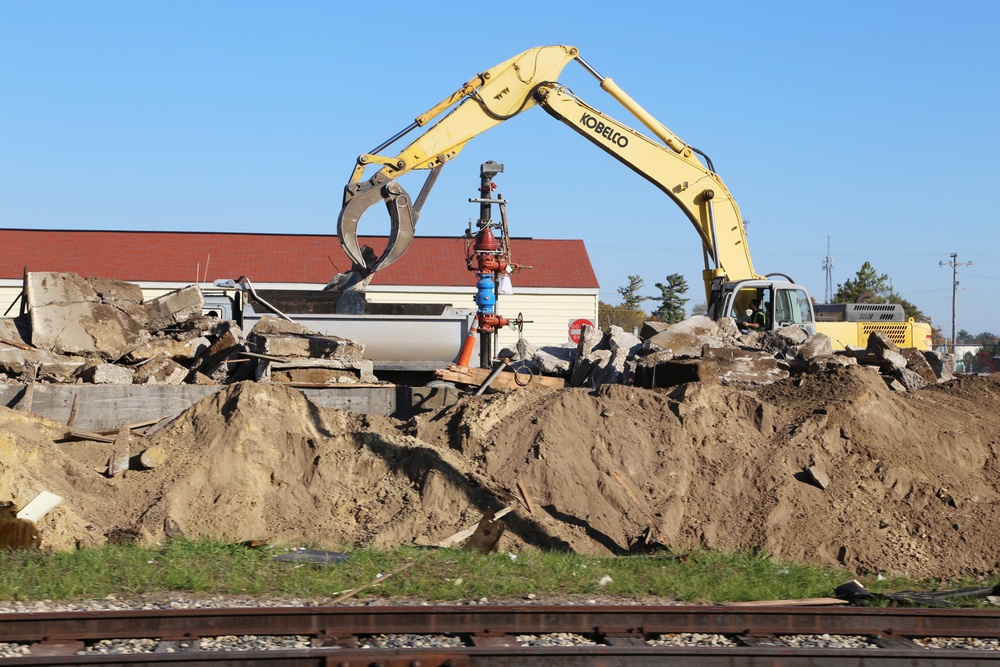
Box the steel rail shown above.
[0,603,998,665]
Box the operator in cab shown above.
[744,299,767,331]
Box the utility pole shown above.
[939,253,972,354]
[822,236,835,303]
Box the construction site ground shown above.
[2,364,999,582]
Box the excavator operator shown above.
[745,299,767,331]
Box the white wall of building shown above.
[1,279,599,349]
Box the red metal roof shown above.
[0,229,598,289]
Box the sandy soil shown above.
[2,366,999,580]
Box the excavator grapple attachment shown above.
[337,172,415,276]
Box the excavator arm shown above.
[337,44,762,303]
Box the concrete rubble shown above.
[505,315,955,391]
[0,272,372,388]
[3,271,955,395]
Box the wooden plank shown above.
[516,480,535,515]
[436,364,564,389]
[724,597,849,607]
[59,428,115,444]
[0,336,31,351]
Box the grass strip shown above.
[0,539,994,606]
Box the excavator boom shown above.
[338,44,760,301]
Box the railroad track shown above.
[1,604,999,665]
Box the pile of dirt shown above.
[3,366,1000,580]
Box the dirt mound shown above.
[3,368,1000,579]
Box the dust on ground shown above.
[2,365,999,580]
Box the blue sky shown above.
[3,1,998,337]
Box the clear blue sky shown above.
[3,1,998,337]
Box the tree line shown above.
[599,261,954,338]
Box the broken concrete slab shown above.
[877,349,909,373]
[86,277,144,305]
[248,316,363,361]
[195,321,245,374]
[572,349,612,387]
[0,316,31,348]
[25,271,100,308]
[30,302,149,360]
[923,349,956,381]
[900,347,938,384]
[867,330,900,353]
[703,347,790,386]
[77,362,135,385]
[266,358,377,384]
[890,366,929,392]
[608,325,642,359]
[127,333,212,363]
[643,316,722,358]
[133,356,190,385]
[761,325,810,355]
[533,345,575,375]
[143,285,204,333]
[577,323,607,358]
[0,346,78,378]
[803,354,857,373]
[791,333,834,363]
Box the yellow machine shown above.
[336,45,931,351]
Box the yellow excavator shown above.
[336,45,932,351]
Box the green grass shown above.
[0,539,995,606]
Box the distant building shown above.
[0,229,599,349]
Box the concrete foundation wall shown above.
[1,383,406,433]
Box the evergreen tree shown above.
[832,262,890,303]
[616,275,649,311]
[833,262,930,323]
[652,273,689,324]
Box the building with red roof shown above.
[0,229,599,348]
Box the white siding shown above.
[1,280,599,349]
[366,286,598,348]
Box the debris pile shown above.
[2,369,1000,579]
[0,272,372,386]
[501,316,954,393]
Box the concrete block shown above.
[127,333,212,362]
[25,271,99,308]
[608,325,642,359]
[890,366,928,392]
[85,276,144,305]
[922,349,955,381]
[78,362,135,385]
[144,285,204,333]
[577,323,606,358]
[644,316,721,358]
[704,347,790,386]
[639,321,670,340]
[134,356,190,385]
[30,302,148,359]
[867,330,900,353]
[901,347,938,384]
[248,316,363,362]
[533,345,574,375]
[877,349,909,372]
